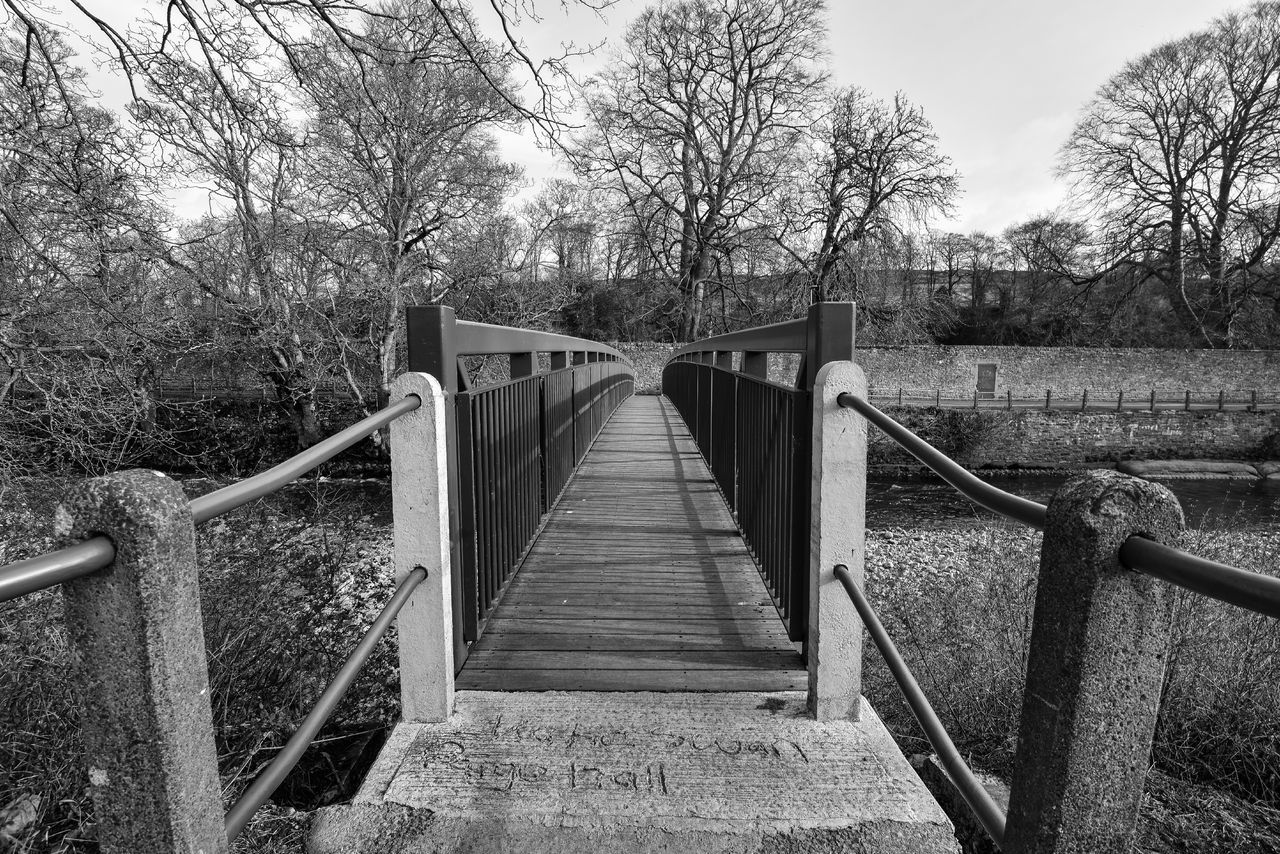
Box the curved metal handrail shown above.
[191,394,421,523]
[0,395,423,602]
[667,318,808,361]
[834,565,1007,847]
[455,319,631,364]
[837,393,1048,530]
[839,392,1280,619]
[0,538,116,604]
[224,566,428,841]
[1121,537,1280,619]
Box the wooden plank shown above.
[456,669,808,692]
[480,617,792,639]
[465,649,801,671]
[470,633,798,653]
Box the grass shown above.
[864,520,1280,852]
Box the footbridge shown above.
[3,303,1279,853]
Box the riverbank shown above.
[865,522,1280,853]
[3,478,1278,853]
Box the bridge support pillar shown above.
[58,470,227,853]
[391,372,455,722]
[1005,471,1183,853]
[808,360,868,721]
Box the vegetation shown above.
[865,521,1280,853]
[3,0,1280,850]
[2,0,1278,469]
[0,477,401,853]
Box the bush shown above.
[867,407,1012,468]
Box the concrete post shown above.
[56,470,227,854]
[390,372,455,722]
[808,361,868,721]
[1005,470,1184,854]
[405,305,467,667]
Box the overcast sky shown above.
[62,0,1252,230]
[499,0,1251,234]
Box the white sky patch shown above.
[48,0,1253,232]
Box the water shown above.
[867,474,1280,530]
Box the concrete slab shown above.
[308,691,958,854]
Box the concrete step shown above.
[308,691,958,854]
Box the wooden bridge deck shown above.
[457,395,805,691]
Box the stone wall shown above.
[612,342,1280,396]
[869,407,1280,468]
[855,346,1280,396]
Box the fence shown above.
[0,311,633,851]
[662,303,854,643]
[663,304,1280,852]
[870,387,1280,411]
[406,306,633,652]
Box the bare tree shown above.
[299,0,521,427]
[792,87,958,302]
[0,24,187,474]
[1061,1,1280,347]
[572,0,827,340]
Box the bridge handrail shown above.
[838,393,1280,619]
[0,396,423,603]
[839,392,1048,529]
[453,318,631,362]
[223,565,427,841]
[0,392,430,845]
[834,564,1008,847]
[667,318,808,360]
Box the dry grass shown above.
[0,478,398,853]
[864,520,1280,852]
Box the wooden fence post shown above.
[390,372,454,722]
[1005,470,1183,854]
[808,360,867,721]
[58,470,227,853]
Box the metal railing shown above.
[0,396,422,604]
[2,308,634,850]
[833,390,1280,849]
[0,393,424,845]
[409,306,634,645]
[841,392,1280,619]
[661,304,854,641]
[870,386,1280,412]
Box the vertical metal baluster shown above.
[502,384,514,584]
[456,392,480,641]
[486,393,499,612]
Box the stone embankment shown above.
[613,343,1280,469]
